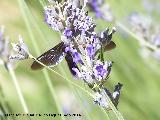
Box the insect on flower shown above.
[30,0,122,109]
[31,39,116,72]
[31,0,116,74]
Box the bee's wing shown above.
[98,41,116,61]
[104,41,116,51]
[31,42,66,70]
[65,52,79,76]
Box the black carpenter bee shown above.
[31,29,116,76]
[31,40,116,75]
[31,41,79,76]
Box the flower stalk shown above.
[8,67,29,113]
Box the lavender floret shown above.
[64,28,73,38]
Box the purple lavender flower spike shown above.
[129,12,160,60]
[9,36,29,61]
[42,0,122,109]
[0,26,14,70]
[89,0,103,18]
[87,0,114,22]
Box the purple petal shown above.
[94,63,108,79]
[72,51,82,64]
[64,28,73,37]
[86,44,95,57]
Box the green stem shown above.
[29,54,123,120]
[29,54,93,98]
[102,89,124,120]
[8,67,29,113]
[17,1,65,120]
[42,70,66,119]
[58,66,93,120]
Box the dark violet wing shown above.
[31,42,66,70]
[65,52,79,76]
[104,41,116,51]
[98,41,116,61]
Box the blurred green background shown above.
[0,0,160,120]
